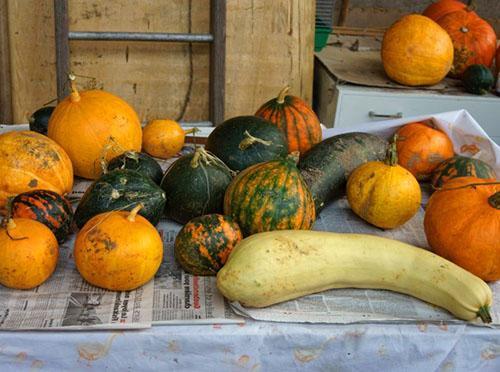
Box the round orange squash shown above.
[74,204,163,291]
[437,10,497,77]
[395,122,455,180]
[48,75,142,179]
[381,14,454,86]
[142,119,196,159]
[424,177,500,281]
[0,130,73,210]
[422,0,468,22]
[0,218,58,289]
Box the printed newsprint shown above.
[230,195,500,326]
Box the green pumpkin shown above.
[462,64,494,95]
[107,151,163,184]
[431,155,497,188]
[74,169,166,227]
[29,106,55,135]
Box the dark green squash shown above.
[74,169,166,228]
[205,115,288,172]
[161,147,233,224]
[462,64,494,95]
[29,106,55,135]
[107,151,163,184]
[431,155,497,188]
[298,132,388,212]
[175,214,243,276]
[11,189,73,243]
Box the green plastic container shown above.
[314,26,332,52]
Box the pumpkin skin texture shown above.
[255,86,322,154]
[11,190,74,243]
[0,218,58,289]
[47,79,142,180]
[29,106,55,135]
[175,214,243,276]
[431,155,496,188]
[224,155,315,236]
[437,10,497,78]
[346,147,422,229]
[74,206,163,291]
[142,119,187,159]
[422,0,468,22]
[107,151,163,184]
[74,169,166,228]
[160,148,233,224]
[424,177,500,281]
[462,64,494,95]
[205,116,288,172]
[0,130,73,210]
[381,14,454,86]
[395,122,454,180]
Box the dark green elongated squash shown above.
[462,64,494,95]
[11,189,73,243]
[298,132,388,212]
[431,155,497,188]
[107,151,163,184]
[205,116,288,172]
[224,153,315,236]
[175,214,243,276]
[161,147,233,224]
[29,106,55,135]
[74,169,166,227]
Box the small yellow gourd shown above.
[346,138,421,229]
[142,119,196,159]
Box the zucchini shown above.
[216,230,493,323]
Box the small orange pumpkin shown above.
[142,119,196,159]
[48,75,142,179]
[422,0,468,22]
[424,177,500,281]
[0,218,59,289]
[437,10,497,77]
[0,130,73,210]
[381,14,454,86]
[395,122,455,180]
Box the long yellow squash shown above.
[216,230,493,323]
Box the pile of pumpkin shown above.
[382,0,499,95]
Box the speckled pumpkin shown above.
[175,214,243,276]
[224,154,315,236]
[431,155,496,188]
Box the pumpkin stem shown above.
[477,305,492,323]
[460,26,469,33]
[384,134,399,166]
[239,130,273,150]
[184,127,199,136]
[99,136,128,174]
[277,86,290,104]
[127,203,143,222]
[488,191,500,209]
[68,73,81,102]
[190,147,236,176]
[3,218,28,241]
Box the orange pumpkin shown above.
[424,177,500,281]
[255,86,322,154]
[395,122,454,180]
[0,130,73,209]
[48,75,142,179]
[0,218,58,289]
[381,14,454,86]
[142,119,195,159]
[423,0,468,22]
[437,10,497,77]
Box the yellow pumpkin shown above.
[142,119,196,159]
[382,14,454,86]
[74,204,163,291]
[0,130,73,210]
[347,141,422,229]
[48,75,142,179]
[0,218,58,289]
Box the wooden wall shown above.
[3,0,314,124]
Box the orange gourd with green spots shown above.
[431,155,496,188]
[175,214,243,276]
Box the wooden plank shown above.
[0,0,12,123]
[54,0,70,101]
[210,0,225,125]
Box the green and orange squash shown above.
[11,190,74,243]
[175,214,243,276]
[431,155,496,188]
[255,86,322,154]
[224,153,315,236]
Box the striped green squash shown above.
[431,155,496,188]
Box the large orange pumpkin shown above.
[437,10,497,77]
[395,122,454,180]
[381,14,454,86]
[0,130,73,209]
[424,177,500,281]
[422,0,468,22]
[48,76,142,179]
